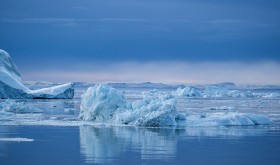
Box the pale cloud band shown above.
[22,61,280,85]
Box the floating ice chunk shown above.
[0,49,74,99]
[174,86,201,97]
[79,84,128,122]
[184,112,272,127]
[131,91,179,127]
[79,84,182,127]
[0,99,42,114]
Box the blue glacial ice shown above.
[0,49,74,99]
[79,84,272,127]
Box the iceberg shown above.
[0,49,74,99]
[174,86,201,97]
[79,84,182,127]
[79,84,128,122]
[30,83,74,99]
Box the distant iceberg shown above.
[174,86,201,97]
[174,85,254,98]
[80,84,271,127]
[0,49,74,99]
[202,86,253,98]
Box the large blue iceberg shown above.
[0,49,74,99]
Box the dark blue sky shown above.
[0,0,279,83]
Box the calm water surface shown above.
[1,125,280,165]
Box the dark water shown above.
[1,125,280,165]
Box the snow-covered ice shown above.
[0,49,74,99]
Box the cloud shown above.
[21,61,280,85]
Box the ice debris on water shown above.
[173,85,280,98]
[0,99,42,114]
[79,84,272,127]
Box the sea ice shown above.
[184,111,272,126]
[174,86,201,97]
[0,49,74,99]
[0,99,42,114]
[202,86,253,98]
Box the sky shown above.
[0,0,279,84]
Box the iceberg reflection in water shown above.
[79,125,268,164]
[79,126,177,163]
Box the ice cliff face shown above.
[0,49,74,99]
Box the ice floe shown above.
[183,111,272,126]
[0,99,42,114]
